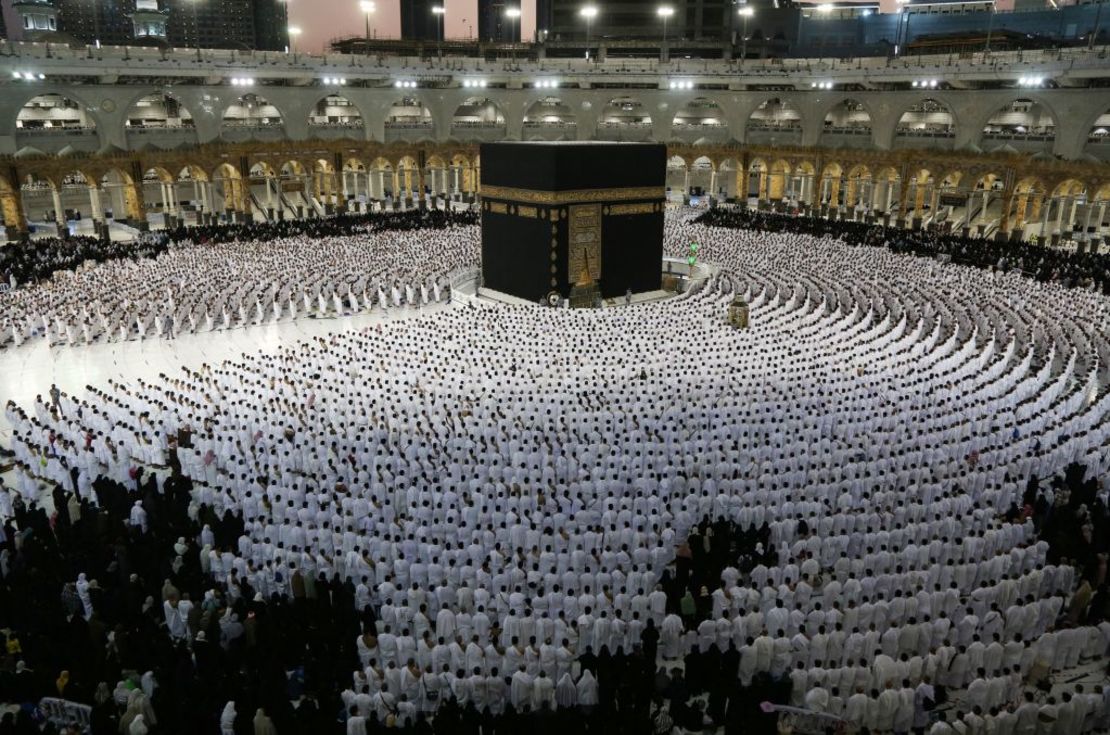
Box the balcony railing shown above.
[16,126,96,136]
[7,40,1106,87]
[896,128,956,138]
[981,130,1056,141]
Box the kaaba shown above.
[480,142,666,304]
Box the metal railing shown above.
[3,40,1108,85]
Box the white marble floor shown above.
[0,303,449,440]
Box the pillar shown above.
[52,187,65,229]
[999,189,1016,235]
[89,186,103,223]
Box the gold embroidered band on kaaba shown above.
[481,184,666,205]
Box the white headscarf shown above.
[576,670,598,706]
[555,673,577,708]
[220,701,237,735]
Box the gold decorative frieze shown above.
[607,202,657,216]
[480,184,666,205]
[489,202,508,214]
[518,205,539,218]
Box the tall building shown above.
[2,0,284,48]
[251,0,287,51]
[130,0,170,43]
[164,0,254,50]
[545,0,735,42]
[57,0,136,46]
[8,0,61,40]
[400,0,440,41]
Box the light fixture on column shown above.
[580,4,598,58]
[657,5,674,47]
[505,7,521,42]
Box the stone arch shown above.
[142,166,175,184]
[211,161,247,213]
[310,158,339,207]
[767,159,791,201]
[46,169,95,233]
[280,159,308,177]
[905,168,934,218]
[845,164,872,211]
[308,93,365,138]
[973,171,1006,191]
[249,161,277,179]
[19,171,58,230]
[793,161,817,205]
[125,92,196,141]
[15,93,98,132]
[1023,178,1086,239]
[1083,105,1110,159]
[366,156,395,199]
[958,170,1007,231]
[938,170,963,190]
[0,172,25,233]
[746,98,802,145]
[689,155,715,196]
[423,154,449,198]
[523,97,577,141]
[871,166,901,213]
[393,155,421,199]
[1007,176,1047,230]
[176,164,208,183]
[452,97,507,140]
[15,93,100,153]
[221,93,285,140]
[821,99,873,147]
[718,157,740,199]
[598,96,652,141]
[385,97,434,139]
[447,153,478,195]
[748,158,769,200]
[1051,178,1086,199]
[818,162,844,206]
[672,97,727,142]
[666,155,688,195]
[979,98,1057,149]
[100,168,142,223]
[894,98,956,148]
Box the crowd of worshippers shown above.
[1,223,1109,734]
[0,219,478,350]
[1,459,1109,735]
[0,209,478,293]
[162,210,479,249]
[694,207,1110,294]
[0,236,170,289]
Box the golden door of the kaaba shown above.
[568,204,603,286]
